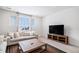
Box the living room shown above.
[0,6,79,53]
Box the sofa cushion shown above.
[9,36,37,42]
[14,32,20,38]
[19,31,30,36]
[8,32,14,39]
[29,31,35,36]
[23,31,35,36]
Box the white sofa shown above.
[7,31,38,46]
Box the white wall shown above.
[0,9,17,35]
[43,7,79,47]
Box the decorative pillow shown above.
[8,32,14,39]
[24,31,36,36]
[14,32,20,38]
[19,31,36,36]
[24,31,30,36]
[19,32,24,36]
[29,31,35,36]
[19,31,30,36]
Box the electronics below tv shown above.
[49,25,64,35]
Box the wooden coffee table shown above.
[19,39,46,53]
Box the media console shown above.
[48,34,68,44]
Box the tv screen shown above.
[49,25,64,35]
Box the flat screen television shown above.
[49,25,64,35]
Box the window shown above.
[10,16,17,32]
[31,19,36,30]
[10,16,17,26]
[19,15,30,31]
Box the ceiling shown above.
[0,6,74,17]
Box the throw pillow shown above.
[14,32,20,38]
[8,32,14,39]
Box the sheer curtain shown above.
[31,16,43,36]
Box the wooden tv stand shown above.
[48,34,68,44]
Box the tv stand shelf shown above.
[48,34,68,44]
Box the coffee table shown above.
[19,39,46,53]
